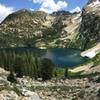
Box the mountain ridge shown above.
[0,0,99,49]
[0,9,81,48]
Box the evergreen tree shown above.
[14,55,23,78]
[40,58,54,81]
[7,71,17,83]
[34,55,39,80]
[64,68,69,78]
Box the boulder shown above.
[22,89,40,100]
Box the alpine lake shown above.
[0,47,89,68]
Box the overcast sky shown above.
[0,0,88,22]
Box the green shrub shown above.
[97,88,100,97]
[13,85,22,96]
[78,90,85,98]
[96,76,100,83]
[64,68,69,78]
[7,71,17,83]
[14,56,23,78]
[40,58,54,81]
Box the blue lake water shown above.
[42,48,89,68]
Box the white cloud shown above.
[30,8,34,11]
[32,0,68,13]
[0,3,14,23]
[70,6,81,13]
[32,0,44,4]
[57,1,67,9]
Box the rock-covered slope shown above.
[0,67,40,100]
[1,65,100,100]
[0,9,81,48]
[75,0,100,50]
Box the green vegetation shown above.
[92,53,100,66]
[14,56,23,78]
[53,67,65,78]
[7,71,18,83]
[69,72,100,79]
[68,70,83,77]
[97,88,100,98]
[40,58,54,81]
[12,85,22,96]
[95,76,100,83]
[0,50,55,81]
[64,68,69,78]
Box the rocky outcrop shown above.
[0,90,18,100]
[76,0,100,49]
[0,68,40,100]
[0,89,40,100]
[51,10,72,16]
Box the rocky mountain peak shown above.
[51,10,71,16]
[85,0,100,12]
[88,0,100,4]
[1,9,47,24]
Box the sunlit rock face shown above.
[76,0,100,50]
[87,0,100,5]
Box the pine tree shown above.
[14,55,23,78]
[40,58,54,81]
[64,68,68,78]
[7,71,17,83]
